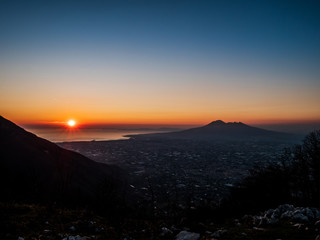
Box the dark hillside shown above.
[0,116,128,207]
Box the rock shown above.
[69,226,76,232]
[315,220,320,233]
[43,229,51,234]
[242,215,254,225]
[252,227,264,231]
[94,227,105,233]
[259,216,270,227]
[175,231,200,240]
[234,219,241,227]
[303,208,315,219]
[269,217,279,225]
[62,236,90,240]
[243,205,320,228]
[264,209,274,218]
[280,211,294,219]
[161,227,173,237]
[293,212,309,223]
[17,237,24,240]
[315,235,320,240]
[212,229,227,238]
[171,225,179,231]
[253,216,261,226]
[293,223,303,229]
[279,204,295,212]
[271,208,280,219]
[312,208,320,220]
[212,230,220,238]
[88,221,95,229]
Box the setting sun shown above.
[67,119,76,127]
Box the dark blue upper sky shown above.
[1,0,320,124]
[2,1,319,69]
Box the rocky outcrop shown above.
[242,204,320,227]
[62,236,91,240]
[212,229,227,238]
[175,230,200,240]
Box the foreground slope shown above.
[127,120,300,142]
[0,116,127,205]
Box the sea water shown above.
[22,125,180,143]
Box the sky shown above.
[1,0,320,126]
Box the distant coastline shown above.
[21,121,320,143]
[22,125,184,142]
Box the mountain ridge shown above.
[127,120,301,142]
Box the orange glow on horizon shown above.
[4,113,320,128]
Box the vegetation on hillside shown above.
[223,130,320,217]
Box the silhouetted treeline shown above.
[221,130,320,217]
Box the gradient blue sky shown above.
[1,0,320,125]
